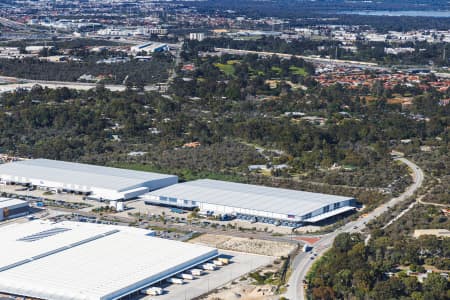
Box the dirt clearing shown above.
[190,234,296,257]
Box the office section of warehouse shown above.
[0,159,178,201]
[143,179,356,226]
[0,220,218,300]
[0,197,29,221]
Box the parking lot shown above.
[0,183,104,210]
[0,183,314,235]
[116,199,176,219]
[138,250,274,300]
[117,200,304,235]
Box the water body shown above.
[338,10,450,17]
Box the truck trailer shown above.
[166,278,184,285]
[140,287,164,296]
[177,273,195,280]
[187,269,204,276]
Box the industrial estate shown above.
[0,158,358,300]
[0,159,356,226]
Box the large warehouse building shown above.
[0,159,178,201]
[0,198,29,221]
[0,220,218,300]
[130,42,169,54]
[143,179,356,227]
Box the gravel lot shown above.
[190,234,296,257]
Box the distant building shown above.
[283,112,306,117]
[248,164,269,171]
[294,28,314,38]
[183,141,201,148]
[130,42,169,54]
[182,64,195,71]
[439,98,450,106]
[384,47,415,55]
[97,26,167,37]
[25,46,53,54]
[149,127,161,134]
[248,164,289,171]
[96,57,130,64]
[228,30,282,38]
[39,55,67,63]
[148,27,168,35]
[127,151,148,157]
[0,47,21,59]
[189,32,205,41]
[78,74,97,82]
[364,33,387,42]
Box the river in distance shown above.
[338,10,450,17]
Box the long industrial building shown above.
[130,42,169,54]
[143,179,356,227]
[0,220,218,300]
[0,159,178,201]
[0,197,29,221]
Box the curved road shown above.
[285,157,424,300]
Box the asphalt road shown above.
[214,48,386,70]
[0,76,169,93]
[284,157,424,300]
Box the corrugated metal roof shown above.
[0,197,17,202]
[147,179,354,216]
[0,221,217,300]
[0,199,27,209]
[0,159,177,192]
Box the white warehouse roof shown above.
[0,220,218,300]
[0,159,177,192]
[131,42,168,53]
[0,198,27,209]
[147,179,354,217]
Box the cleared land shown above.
[203,282,278,300]
[214,63,236,76]
[190,234,296,257]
